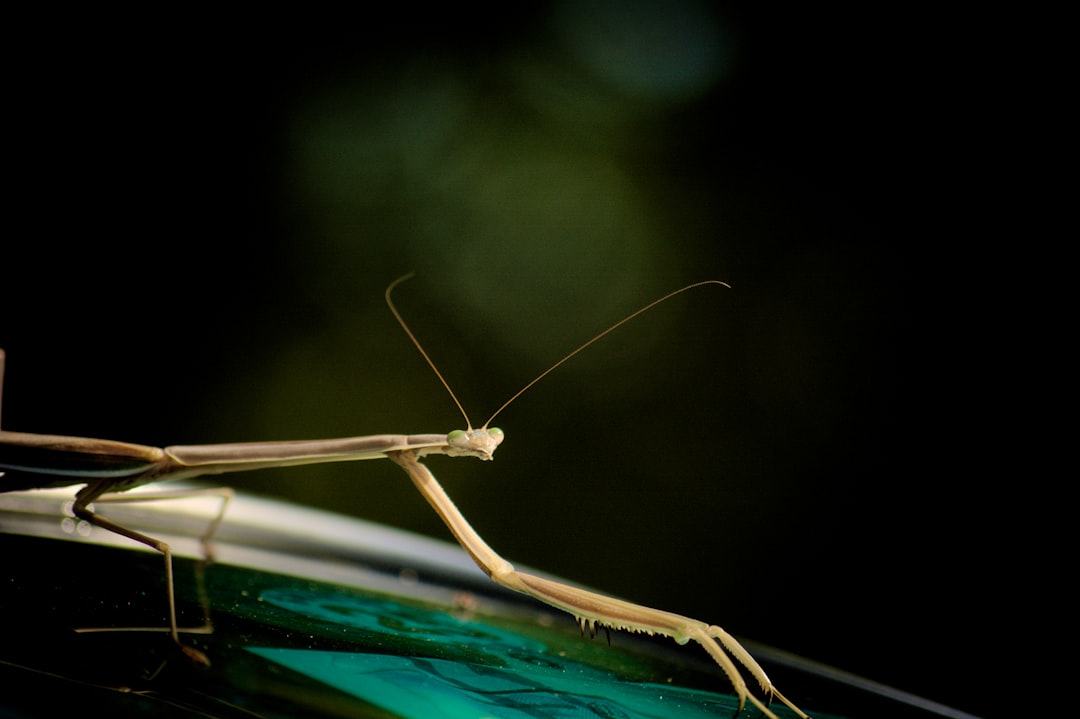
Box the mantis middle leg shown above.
[71,480,234,664]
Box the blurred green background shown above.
[2,4,1007,718]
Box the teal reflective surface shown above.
[253,650,727,719]
[251,587,731,718]
[2,489,840,718]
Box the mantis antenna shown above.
[385,274,475,429]
[385,276,731,430]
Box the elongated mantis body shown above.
[0,279,809,719]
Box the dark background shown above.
[3,5,1025,718]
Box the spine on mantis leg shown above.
[508,571,778,716]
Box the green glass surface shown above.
[1,532,826,718]
[248,588,730,719]
[1,488,866,718]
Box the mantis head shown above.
[446,427,504,460]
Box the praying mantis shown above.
[0,277,810,719]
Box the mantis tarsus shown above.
[0,277,810,719]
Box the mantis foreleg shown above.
[387,449,808,719]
